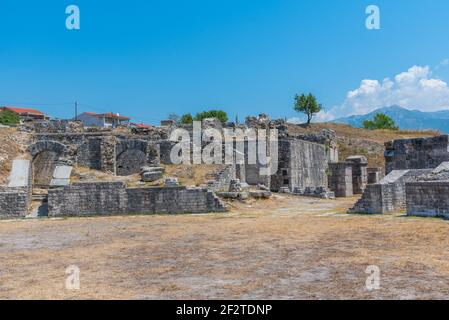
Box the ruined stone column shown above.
[328,162,353,197]
[346,155,368,194]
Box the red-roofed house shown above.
[132,123,151,129]
[0,106,49,121]
[75,112,130,127]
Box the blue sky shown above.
[1,0,449,124]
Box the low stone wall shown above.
[406,181,449,218]
[0,187,30,218]
[48,182,226,217]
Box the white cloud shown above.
[288,64,449,123]
[336,65,449,118]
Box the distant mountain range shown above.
[333,106,449,133]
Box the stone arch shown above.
[115,139,150,176]
[29,141,68,188]
[116,148,147,176]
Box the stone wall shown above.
[385,135,449,174]
[31,133,161,179]
[271,139,328,193]
[405,162,449,218]
[406,181,449,218]
[0,187,30,218]
[48,182,226,216]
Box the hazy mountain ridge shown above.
[333,106,449,133]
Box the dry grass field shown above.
[1,194,449,300]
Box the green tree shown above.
[194,110,228,123]
[180,113,193,124]
[294,93,322,125]
[363,113,399,130]
[0,109,20,125]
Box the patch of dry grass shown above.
[0,128,30,185]
[1,195,449,299]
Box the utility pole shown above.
[75,101,78,121]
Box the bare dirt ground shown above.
[1,195,449,300]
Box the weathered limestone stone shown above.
[328,163,353,197]
[8,160,31,188]
[140,166,164,182]
[50,165,72,187]
[346,156,368,194]
[142,171,163,182]
[0,159,32,218]
[164,177,179,187]
[385,135,449,174]
[406,162,449,218]
[249,190,271,199]
[349,169,431,214]
[53,165,73,179]
[216,191,249,200]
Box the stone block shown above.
[8,159,31,188]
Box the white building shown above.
[75,112,130,127]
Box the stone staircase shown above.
[206,189,227,212]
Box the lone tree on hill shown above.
[294,93,322,125]
[0,109,20,125]
[363,113,399,130]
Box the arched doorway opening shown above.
[116,149,147,176]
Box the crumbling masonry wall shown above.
[406,182,449,218]
[48,182,226,216]
[385,135,449,174]
[0,187,30,218]
[31,133,160,179]
[350,169,431,214]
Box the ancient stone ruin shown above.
[0,114,340,218]
[350,135,449,217]
[327,155,382,198]
[406,162,449,218]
